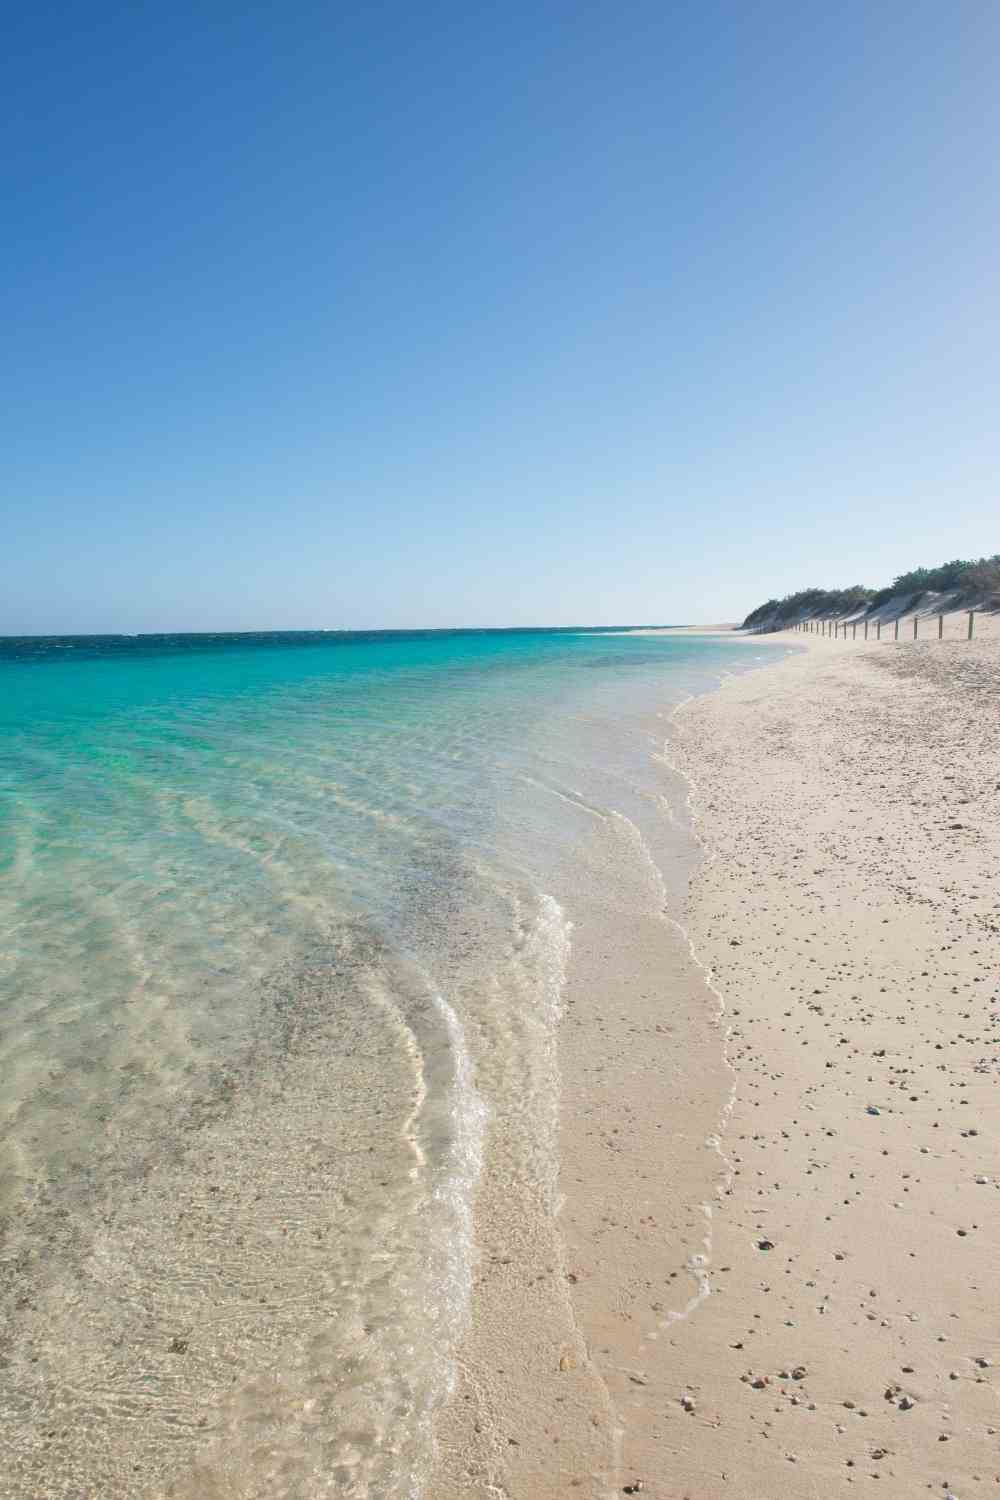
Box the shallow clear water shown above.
[0,627,763,1497]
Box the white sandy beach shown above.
[435,608,1000,1498]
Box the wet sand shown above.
[430,741,731,1498]
[434,610,999,1498]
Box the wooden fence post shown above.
[968,610,974,640]
[938,614,943,639]
[894,619,899,641]
[913,616,918,639]
[853,622,857,639]
[864,619,869,640]
[877,621,881,640]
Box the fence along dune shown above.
[790,608,978,641]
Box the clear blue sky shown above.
[5,1,999,632]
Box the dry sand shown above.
[657,610,1000,1497]
[433,610,999,1499]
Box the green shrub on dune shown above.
[742,554,1000,629]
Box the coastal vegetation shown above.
[742,553,1000,630]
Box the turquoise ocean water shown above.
[0,627,766,1497]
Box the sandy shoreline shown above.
[433,610,999,1497]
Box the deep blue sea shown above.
[0,626,766,1498]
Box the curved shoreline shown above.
[429,663,777,1497]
